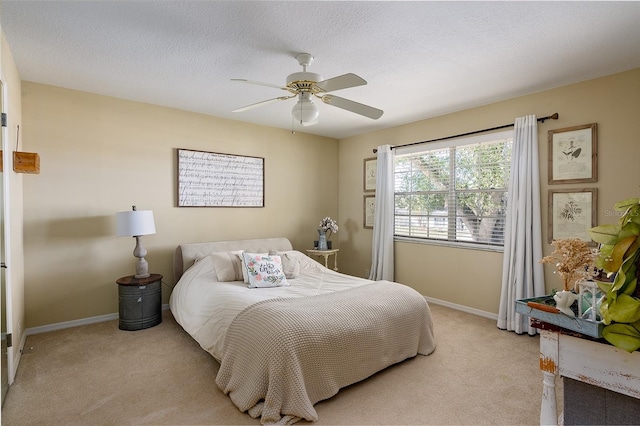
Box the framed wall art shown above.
[364,194,376,229]
[364,157,377,192]
[548,123,597,184]
[177,148,264,207]
[548,188,597,244]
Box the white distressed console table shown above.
[539,329,640,425]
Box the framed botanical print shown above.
[548,123,597,184]
[548,188,597,245]
[364,157,377,192]
[364,194,375,229]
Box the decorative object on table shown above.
[516,294,604,338]
[548,123,597,184]
[548,188,597,244]
[314,240,332,249]
[553,291,579,317]
[539,238,598,293]
[363,157,377,192]
[588,197,640,352]
[317,217,338,251]
[538,238,598,317]
[317,229,328,251]
[577,279,605,321]
[116,205,156,278]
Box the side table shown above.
[538,327,640,425]
[116,273,163,331]
[306,249,339,271]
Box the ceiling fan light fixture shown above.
[292,93,319,126]
[232,52,383,124]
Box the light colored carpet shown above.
[1,303,562,425]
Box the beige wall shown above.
[21,82,338,328]
[339,68,640,315]
[17,65,640,326]
[1,31,26,378]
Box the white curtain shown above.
[369,144,395,281]
[497,115,546,335]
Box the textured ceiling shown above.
[2,1,640,139]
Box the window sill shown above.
[394,236,504,253]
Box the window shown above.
[394,130,513,250]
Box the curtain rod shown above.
[372,113,559,153]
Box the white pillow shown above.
[241,252,268,283]
[242,253,289,288]
[269,250,300,279]
[210,250,244,282]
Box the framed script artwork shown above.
[364,194,376,229]
[548,123,597,184]
[177,148,264,207]
[364,157,377,192]
[548,188,597,245]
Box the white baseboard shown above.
[424,296,498,321]
[25,304,171,336]
[23,299,496,336]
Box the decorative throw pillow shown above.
[210,250,244,282]
[269,250,300,279]
[240,252,268,283]
[242,253,289,288]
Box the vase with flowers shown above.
[539,238,598,316]
[317,217,338,251]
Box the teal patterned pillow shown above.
[242,253,290,288]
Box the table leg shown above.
[333,252,338,271]
[540,330,559,426]
[541,371,558,426]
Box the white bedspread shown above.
[170,250,372,360]
[170,249,436,424]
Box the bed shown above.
[169,237,436,425]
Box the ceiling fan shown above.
[231,53,383,127]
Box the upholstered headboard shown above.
[172,237,294,283]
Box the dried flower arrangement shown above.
[318,217,339,238]
[539,238,598,291]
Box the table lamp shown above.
[116,205,156,278]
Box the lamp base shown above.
[133,236,150,278]
[135,256,150,279]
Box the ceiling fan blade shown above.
[321,95,383,120]
[315,73,367,93]
[232,96,290,113]
[231,78,289,91]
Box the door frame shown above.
[0,77,14,387]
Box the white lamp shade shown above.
[116,210,156,237]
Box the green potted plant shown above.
[588,197,640,352]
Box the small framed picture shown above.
[548,188,597,245]
[364,157,377,192]
[364,194,375,229]
[548,123,597,184]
